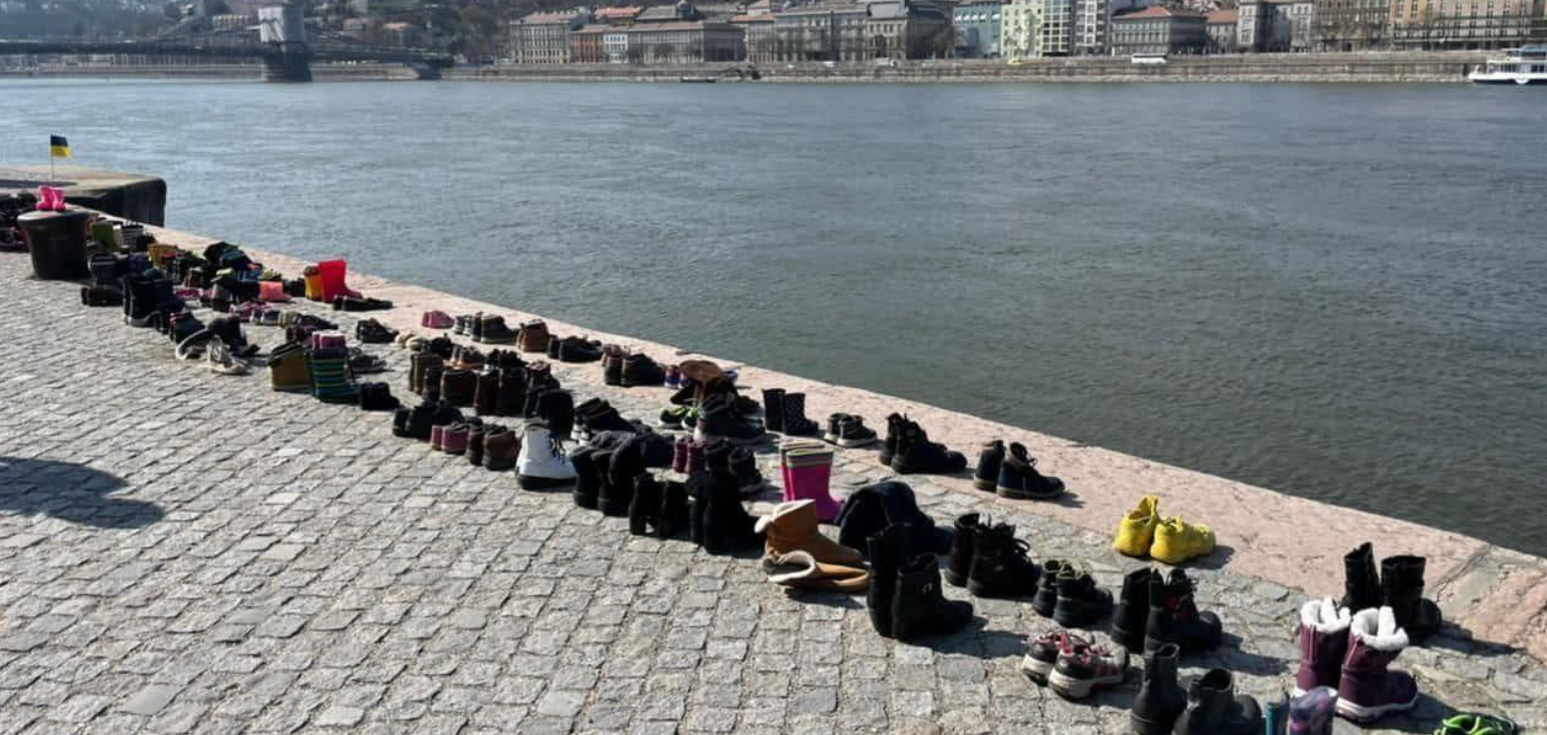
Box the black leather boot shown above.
[571,449,603,510]
[891,553,973,641]
[1381,554,1442,641]
[1052,565,1112,628]
[1143,568,1221,655]
[1129,642,1186,735]
[1032,559,1068,618]
[629,474,663,536]
[658,480,690,539]
[866,523,911,638]
[1340,542,1382,613]
[966,523,1040,599]
[945,513,983,587]
[762,388,786,433]
[1112,567,1154,652]
[697,470,760,555]
[602,439,644,518]
[1172,669,1262,735]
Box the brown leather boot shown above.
[440,368,477,407]
[754,499,864,566]
[518,320,550,353]
[483,427,521,471]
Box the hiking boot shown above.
[890,553,973,641]
[450,344,485,371]
[825,413,877,448]
[1173,669,1262,735]
[1052,565,1112,628]
[944,513,985,587]
[1380,555,1442,642]
[879,413,911,466]
[476,314,517,344]
[1335,607,1418,723]
[473,369,500,416]
[995,443,1064,499]
[780,393,819,436]
[602,346,626,385]
[966,523,1041,599]
[518,319,550,353]
[577,399,634,437]
[1149,516,1216,565]
[355,318,397,344]
[754,499,864,566]
[621,353,665,387]
[1143,568,1221,655]
[556,336,603,363]
[1049,635,1128,700]
[516,422,576,490]
[1340,542,1383,614]
[440,368,477,407]
[1114,495,1161,558]
[762,388,787,433]
[1295,598,1351,695]
[973,440,1004,491]
[1022,629,1081,686]
[1112,567,1154,652]
[1130,643,1188,735]
[891,422,967,475]
[1288,687,1337,735]
[694,393,765,445]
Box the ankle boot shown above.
[754,499,864,565]
[602,347,625,386]
[866,523,911,638]
[944,513,984,587]
[1340,542,1383,613]
[672,437,690,474]
[601,442,644,517]
[689,472,710,547]
[890,553,973,641]
[762,388,786,432]
[1380,555,1441,641]
[1335,607,1418,723]
[1295,598,1351,695]
[494,369,525,416]
[483,426,518,471]
[572,448,604,509]
[1130,642,1187,735]
[1143,568,1221,655]
[473,370,499,416]
[1052,565,1112,628]
[966,523,1041,599]
[1111,567,1154,652]
[538,389,575,441]
[658,480,690,539]
[695,470,761,555]
[1032,559,1068,618]
[973,440,1004,492]
[1173,669,1262,735]
[779,393,819,436]
[729,446,764,497]
[629,474,664,536]
[468,423,488,466]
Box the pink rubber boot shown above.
[785,452,843,523]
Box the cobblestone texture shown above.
[1,252,1544,735]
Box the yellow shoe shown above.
[1150,516,1216,565]
[1113,495,1160,558]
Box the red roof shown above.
[1116,4,1204,19]
[595,6,644,18]
[1206,8,1237,23]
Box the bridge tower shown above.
[257,2,311,82]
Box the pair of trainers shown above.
[824,413,877,447]
[1022,630,1128,700]
[1113,495,1216,565]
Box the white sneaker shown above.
[517,422,576,490]
[206,341,250,376]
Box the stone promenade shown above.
[0,249,1544,735]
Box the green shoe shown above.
[1434,714,1520,735]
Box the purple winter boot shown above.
[1289,687,1337,735]
[1336,607,1418,723]
[1294,597,1351,695]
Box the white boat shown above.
[1468,47,1547,85]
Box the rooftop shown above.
[1116,4,1205,19]
[518,10,583,23]
[1206,7,1237,22]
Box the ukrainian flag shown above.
[50,135,70,158]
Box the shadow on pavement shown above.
[0,456,164,530]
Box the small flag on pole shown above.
[50,135,70,158]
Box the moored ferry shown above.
[1469,47,1547,85]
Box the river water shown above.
[3,79,1545,556]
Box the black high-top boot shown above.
[966,523,1041,599]
[867,523,911,638]
[780,393,819,436]
[697,471,761,555]
[1130,642,1187,735]
[571,449,603,510]
[1173,669,1262,735]
[1112,567,1154,652]
[658,480,690,539]
[467,424,487,467]
[945,513,984,587]
[689,472,710,547]
[539,389,575,441]
[891,553,974,641]
[1381,555,1442,641]
[1143,568,1222,655]
[762,388,786,433]
[629,474,663,536]
[602,440,644,518]
[1052,566,1113,628]
[1340,542,1383,613]
[495,369,525,417]
[1032,559,1069,618]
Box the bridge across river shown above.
[0,4,453,82]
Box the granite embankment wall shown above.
[2,51,1490,83]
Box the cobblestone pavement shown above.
[1,252,1544,735]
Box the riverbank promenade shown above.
[0,225,1544,735]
